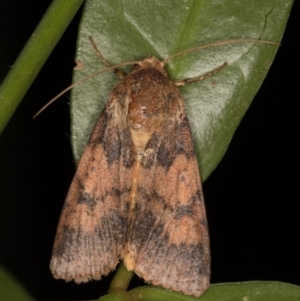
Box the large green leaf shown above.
[71,0,292,180]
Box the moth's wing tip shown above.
[50,256,119,283]
[140,273,210,297]
[137,270,210,297]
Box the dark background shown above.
[0,1,298,300]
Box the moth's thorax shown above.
[126,65,173,154]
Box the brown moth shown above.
[50,54,210,297]
[49,39,275,297]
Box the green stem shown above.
[109,262,134,292]
[0,0,85,133]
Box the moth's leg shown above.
[89,36,126,79]
[174,62,227,86]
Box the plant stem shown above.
[0,0,85,133]
[109,262,134,292]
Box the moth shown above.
[49,38,274,296]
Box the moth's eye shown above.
[140,106,147,116]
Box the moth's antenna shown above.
[88,36,126,79]
[35,38,278,118]
[163,39,279,64]
[33,61,139,118]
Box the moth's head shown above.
[131,56,168,77]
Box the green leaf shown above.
[0,265,35,301]
[202,282,300,301]
[125,281,300,301]
[71,0,293,180]
[92,282,300,301]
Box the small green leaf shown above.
[79,282,300,301]
[203,282,300,301]
[0,265,35,301]
[126,282,300,301]
[71,0,292,180]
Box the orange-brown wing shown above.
[124,114,210,296]
[50,94,134,283]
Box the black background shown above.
[0,1,299,300]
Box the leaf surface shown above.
[71,0,293,180]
